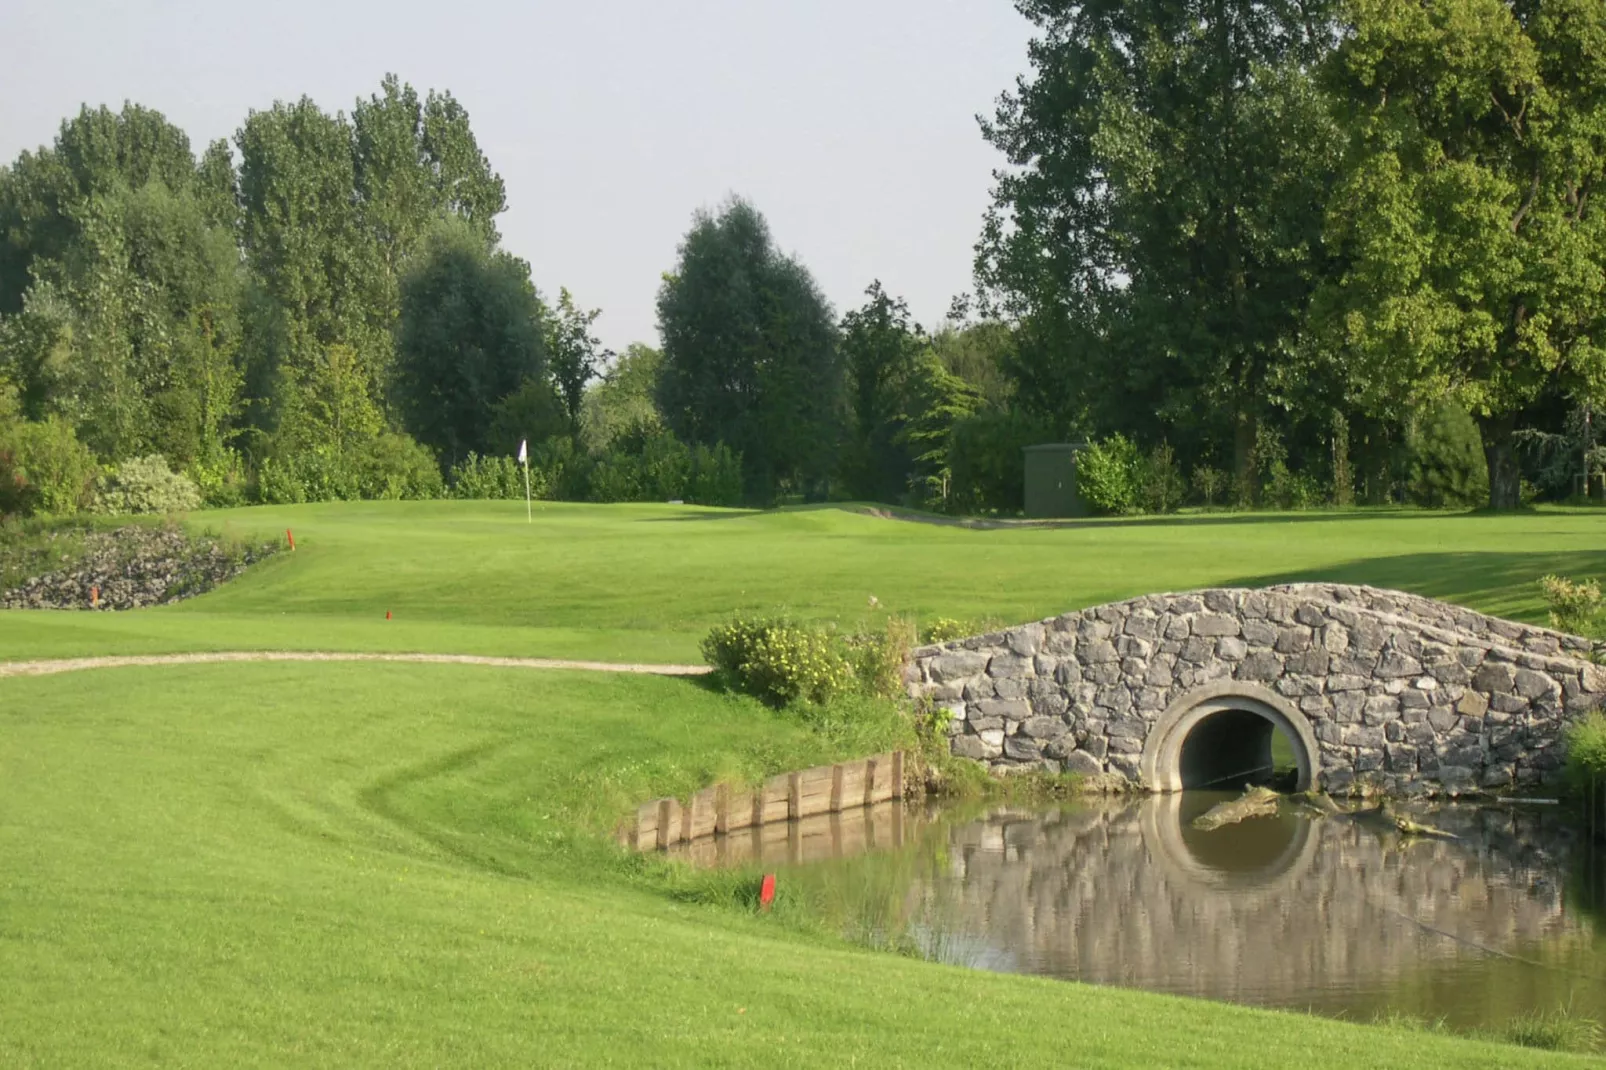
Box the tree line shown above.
[3,0,1605,518]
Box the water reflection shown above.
[775,794,1606,1028]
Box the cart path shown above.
[0,650,712,680]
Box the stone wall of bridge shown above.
[908,583,1606,796]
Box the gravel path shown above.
[0,650,712,680]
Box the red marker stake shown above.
[90,585,100,609]
[286,528,296,551]
[385,611,391,620]
[759,874,776,911]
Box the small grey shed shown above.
[1022,442,1087,518]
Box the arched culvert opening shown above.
[1178,708,1290,791]
[1140,682,1318,795]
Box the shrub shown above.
[256,433,443,504]
[361,432,444,500]
[687,442,743,506]
[531,435,593,501]
[921,617,972,644]
[1191,465,1227,509]
[1286,472,1327,511]
[946,409,1054,514]
[0,417,98,517]
[448,452,531,500]
[844,617,916,699]
[1539,574,1603,638]
[1139,443,1184,514]
[1565,713,1606,793]
[583,427,743,506]
[701,616,854,707]
[188,451,249,508]
[92,455,203,515]
[1408,403,1489,508]
[1077,434,1143,515]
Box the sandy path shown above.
[0,650,711,680]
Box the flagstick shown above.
[523,458,532,523]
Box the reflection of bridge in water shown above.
[931,797,1599,1015]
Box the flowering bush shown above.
[92,455,202,515]
[702,616,854,706]
[1540,574,1603,638]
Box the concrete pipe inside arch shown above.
[1140,681,1319,794]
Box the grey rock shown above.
[1274,626,1313,654]
[1003,736,1043,761]
[931,651,989,682]
[1020,716,1068,740]
[1062,751,1105,777]
[1193,613,1242,637]
[1237,651,1282,681]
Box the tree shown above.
[352,74,507,297]
[977,0,1343,479]
[393,219,545,464]
[581,343,662,453]
[839,281,926,502]
[237,95,379,418]
[544,287,604,429]
[1317,0,1606,508]
[656,198,842,503]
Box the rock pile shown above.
[0,526,277,611]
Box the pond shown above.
[679,794,1606,1030]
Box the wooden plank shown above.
[863,758,878,807]
[726,790,755,832]
[763,777,790,812]
[797,765,835,793]
[715,783,730,835]
[655,798,676,849]
[891,751,905,799]
[788,771,802,820]
[834,764,868,808]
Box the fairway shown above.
[3,500,1604,663]
[3,502,1604,1067]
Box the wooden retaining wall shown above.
[665,801,916,868]
[622,751,905,852]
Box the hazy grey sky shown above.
[1,0,1034,353]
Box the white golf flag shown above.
[517,439,528,464]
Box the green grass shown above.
[4,500,1606,663]
[4,501,1606,1066]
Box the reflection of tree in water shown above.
[916,798,1604,1021]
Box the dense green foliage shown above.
[975,0,1606,512]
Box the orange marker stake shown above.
[90,585,100,609]
[286,528,296,551]
[759,874,776,911]
[385,611,391,620]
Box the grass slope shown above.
[2,662,1591,1068]
[4,501,1605,1066]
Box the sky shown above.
[0,0,1036,354]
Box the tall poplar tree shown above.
[655,198,842,503]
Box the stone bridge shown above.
[908,584,1606,796]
